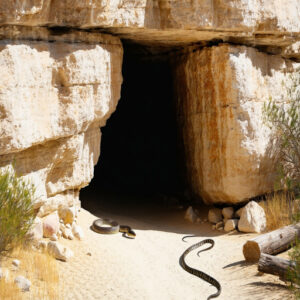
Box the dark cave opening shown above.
[80,45,187,210]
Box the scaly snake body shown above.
[180,238,221,299]
[92,218,136,239]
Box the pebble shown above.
[14,275,31,292]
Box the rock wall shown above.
[173,44,299,204]
[0,26,123,212]
[0,1,299,209]
[0,1,299,57]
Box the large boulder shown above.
[238,201,266,233]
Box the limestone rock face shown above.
[0,1,299,56]
[173,44,299,204]
[0,28,123,210]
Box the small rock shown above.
[14,276,31,292]
[59,207,75,225]
[215,221,224,230]
[217,227,224,231]
[208,208,222,224]
[66,223,71,229]
[224,219,239,232]
[12,259,20,268]
[184,206,198,223]
[196,217,201,223]
[212,225,216,230]
[235,207,244,218]
[222,207,234,219]
[50,234,58,241]
[59,219,64,224]
[47,241,74,262]
[203,218,208,222]
[72,224,84,240]
[87,252,92,256]
[43,212,59,238]
[238,201,266,233]
[37,241,48,250]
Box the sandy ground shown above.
[57,193,293,300]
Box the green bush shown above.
[263,69,300,193]
[0,166,36,253]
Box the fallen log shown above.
[258,253,295,280]
[243,223,300,262]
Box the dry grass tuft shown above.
[0,246,59,300]
[260,192,296,231]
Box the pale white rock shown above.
[43,212,59,238]
[14,276,31,292]
[222,207,234,220]
[27,217,43,243]
[238,201,266,233]
[59,207,76,225]
[50,234,58,241]
[47,241,74,262]
[72,224,84,240]
[208,208,223,224]
[184,206,198,223]
[174,44,300,204]
[12,260,20,268]
[61,227,74,240]
[65,224,71,229]
[37,241,48,250]
[0,1,299,53]
[215,221,224,230]
[224,219,239,232]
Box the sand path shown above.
[57,194,293,300]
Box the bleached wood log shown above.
[243,223,300,262]
[258,253,295,280]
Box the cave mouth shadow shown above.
[79,43,215,236]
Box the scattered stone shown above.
[87,252,92,256]
[66,223,71,229]
[59,207,75,225]
[212,225,216,230]
[43,212,59,238]
[50,234,58,241]
[47,241,74,262]
[184,206,198,223]
[14,276,31,292]
[59,219,64,224]
[72,224,84,240]
[196,217,201,223]
[62,227,74,240]
[215,221,223,230]
[203,218,208,222]
[224,219,239,232]
[208,208,222,224]
[238,201,266,233]
[222,207,234,219]
[235,207,244,218]
[217,227,224,231]
[12,259,20,268]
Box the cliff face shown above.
[0,1,299,208]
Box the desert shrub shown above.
[263,69,300,193]
[259,191,295,231]
[0,166,36,253]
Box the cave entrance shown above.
[80,44,187,215]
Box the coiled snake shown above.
[180,237,221,299]
[92,218,136,239]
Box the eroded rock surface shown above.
[173,44,299,204]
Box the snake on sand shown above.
[92,218,136,239]
[180,237,221,299]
